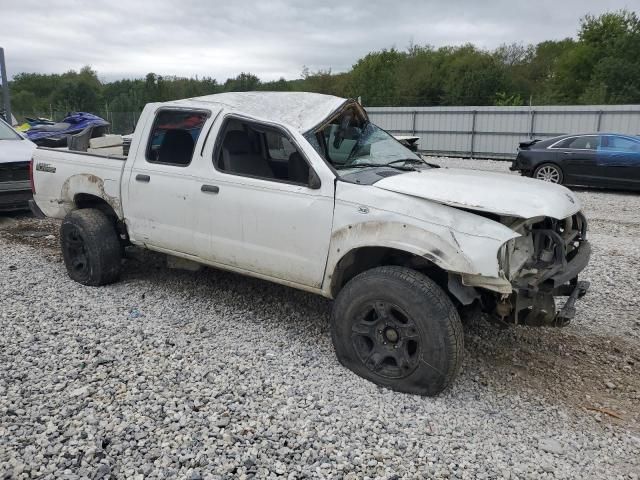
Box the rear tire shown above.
[533,163,564,184]
[330,266,463,396]
[60,209,122,286]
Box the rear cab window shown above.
[146,110,209,166]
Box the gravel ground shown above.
[1,160,639,479]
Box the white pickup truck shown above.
[30,92,590,396]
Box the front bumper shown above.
[510,239,591,326]
[548,240,591,287]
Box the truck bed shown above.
[32,147,127,220]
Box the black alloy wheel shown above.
[351,301,421,379]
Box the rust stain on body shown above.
[60,174,122,216]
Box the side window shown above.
[567,136,599,150]
[146,110,208,166]
[553,137,574,149]
[602,136,640,152]
[215,119,312,185]
[265,131,297,161]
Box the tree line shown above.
[9,9,640,119]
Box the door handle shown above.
[201,184,219,194]
[136,174,151,182]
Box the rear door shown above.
[597,135,640,190]
[552,135,600,185]
[124,107,218,253]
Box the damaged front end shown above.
[493,212,591,327]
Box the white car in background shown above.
[0,116,36,211]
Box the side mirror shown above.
[308,169,321,189]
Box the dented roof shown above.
[164,91,348,133]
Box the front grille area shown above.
[527,212,587,282]
[0,162,30,183]
[0,190,32,211]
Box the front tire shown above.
[330,266,463,396]
[60,209,122,286]
[533,163,564,184]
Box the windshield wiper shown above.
[385,158,426,166]
[336,158,426,171]
[335,162,416,171]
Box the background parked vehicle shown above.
[393,135,420,152]
[511,133,640,191]
[0,116,36,211]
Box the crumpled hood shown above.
[374,168,581,219]
[0,138,37,165]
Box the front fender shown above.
[323,220,515,296]
[325,183,521,296]
[326,220,473,275]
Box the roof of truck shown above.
[164,91,349,133]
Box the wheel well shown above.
[330,247,448,298]
[73,194,127,239]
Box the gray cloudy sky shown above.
[1,0,637,82]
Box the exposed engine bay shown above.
[492,212,591,327]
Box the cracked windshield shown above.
[307,107,426,173]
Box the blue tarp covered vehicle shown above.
[25,112,109,147]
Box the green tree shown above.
[223,73,261,91]
[394,46,444,106]
[494,91,524,106]
[549,10,640,104]
[439,45,506,105]
[579,10,640,103]
[525,39,576,103]
[346,49,405,105]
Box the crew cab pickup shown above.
[31,92,590,396]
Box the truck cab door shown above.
[123,107,220,253]
[195,116,335,289]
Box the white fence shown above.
[366,105,640,160]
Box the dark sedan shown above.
[510,133,640,191]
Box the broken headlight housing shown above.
[498,212,588,283]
